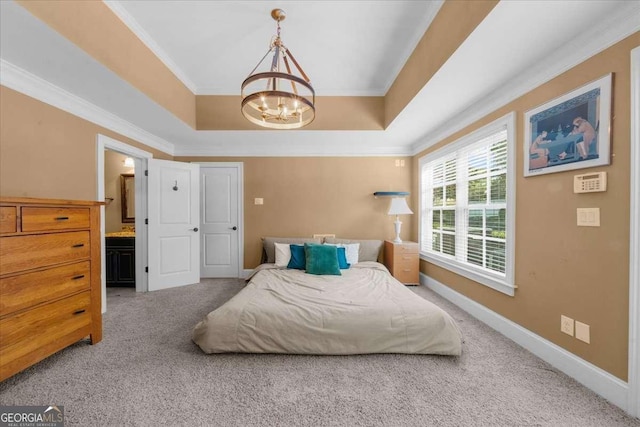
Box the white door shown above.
[148,159,200,290]
[200,166,240,277]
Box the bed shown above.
[192,238,462,356]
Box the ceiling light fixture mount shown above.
[241,8,315,130]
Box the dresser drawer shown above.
[0,291,91,378]
[0,261,91,317]
[0,231,90,275]
[21,207,90,232]
[0,207,17,234]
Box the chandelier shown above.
[241,9,315,129]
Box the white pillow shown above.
[274,242,292,267]
[325,243,359,265]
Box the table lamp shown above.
[388,197,413,243]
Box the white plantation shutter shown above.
[419,114,515,295]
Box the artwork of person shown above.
[570,116,596,159]
[529,130,551,169]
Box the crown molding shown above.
[195,86,388,97]
[197,0,441,98]
[0,58,408,158]
[105,0,442,98]
[0,59,176,156]
[410,1,640,156]
[173,138,412,157]
[380,0,444,96]
[103,0,198,94]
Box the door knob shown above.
[231,226,237,231]
[190,227,199,232]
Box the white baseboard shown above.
[242,269,254,279]
[421,273,630,413]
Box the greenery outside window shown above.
[419,113,516,296]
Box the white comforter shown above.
[192,262,462,356]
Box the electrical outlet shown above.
[254,198,263,205]
[313,234,335,239]
[561,315,574,336]
[575,321,590,344]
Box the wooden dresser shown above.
[384,240,420,285]
[0,197,102,381]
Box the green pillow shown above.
[304,243,341,276]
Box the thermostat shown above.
[574,172,607,193]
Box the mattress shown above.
[192,262,462,356]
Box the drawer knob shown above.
[71,275,85,280]
[72,243,85,248]
[73,309,86,315]
[55,216,70,221]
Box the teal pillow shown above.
[287,244,306,270]
[337,247,350,269]
[304,243,341,275]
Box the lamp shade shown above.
[387,198,413,215]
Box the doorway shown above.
[628,46,639,418]
[97,134,151,312]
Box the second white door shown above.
[200,165,241,277]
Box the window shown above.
[419,113,515,295]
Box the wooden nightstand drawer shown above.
[21,207,90,232]
[393,265,419,284]
[394,243,418,254]
[393,252,418,263]
[0,207,17,234]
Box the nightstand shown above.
[384,240,419,285]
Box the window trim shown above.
[419,112,516,296]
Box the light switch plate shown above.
[577,208,600,227]
[254,198,264,205]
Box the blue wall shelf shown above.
[373,191,410,197]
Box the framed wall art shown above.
[524,73,612,177]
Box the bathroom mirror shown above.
[120,174,135,223]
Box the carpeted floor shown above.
[1,279,638,426]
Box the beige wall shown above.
[0,86,411,269]
[385,0,497,126]
[196,96,385,130]
[17,0,196,129]
[413,33,640,381]
[104,150,135,233]
[16,1,492,133]
[0,86,171,201]
[1,27,636,385]
[177,156,413,268]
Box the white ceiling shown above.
[106,0,439,96]
[1,0,638,157]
